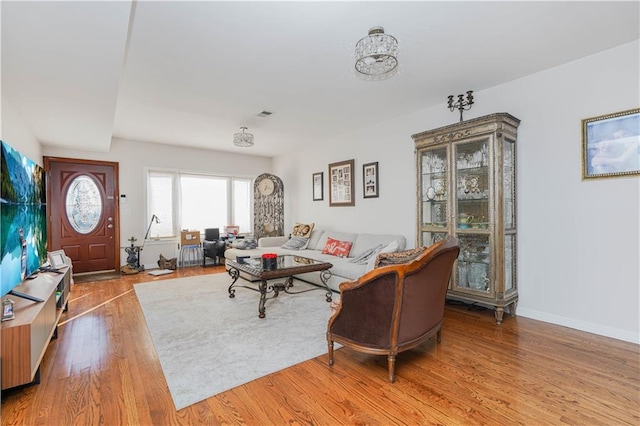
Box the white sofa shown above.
[224,229,406,292]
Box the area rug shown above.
[134,273,336,410]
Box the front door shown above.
[45,157,120,273]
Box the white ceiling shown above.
[2,1,639,157]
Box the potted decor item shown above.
[261,253,278,270]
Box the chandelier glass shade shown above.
[355,26,398,78]
[233,127,254,147]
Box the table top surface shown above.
[228,254,332,279]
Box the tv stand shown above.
[8,289,44,303]
[1,266,71,390]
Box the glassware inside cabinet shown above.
[422,201,448,229]
[421,147,449,228]
[456,234,490,292]
[421,231,449,247]
[455,139,490,230]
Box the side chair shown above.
[327,237,460,383]
[202,228,225,267]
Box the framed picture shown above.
[48,249,68,269]
[582,108,640,179]
[2,298,15,322]
[328,159,355,207]
[312,172,323,201]
[363,161,379,198]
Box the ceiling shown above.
[2,1,639,158]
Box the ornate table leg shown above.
[228,268,240,298]
[258,280,268,318]
[320,270,333,302]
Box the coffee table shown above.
[227,255,333,318]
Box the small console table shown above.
[1,266,71,390]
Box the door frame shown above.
[44,156,120,271]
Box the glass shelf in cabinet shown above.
[422,171,447,177]
[422,222,448,228]
[456,165,489,173]
[457,196,489,202]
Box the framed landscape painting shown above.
[582,108,640,179]
[328,159,355,206]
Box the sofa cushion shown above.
[350,233,407,257]
[375,247,427,268]
[322,238,353,258]
[281,236,309,250]
[306,229,324,250]
[316,231,358,253]
[327,257,367,280]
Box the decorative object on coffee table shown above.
[261,253,278,270]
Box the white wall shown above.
[42,138,272,269]
[275,40,640,343]
[1,97,41,164]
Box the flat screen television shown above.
[1,140,47,297]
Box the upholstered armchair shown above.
[327,237,460,383]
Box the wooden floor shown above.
[1,266,638,425]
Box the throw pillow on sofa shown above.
[322,237,353,258]
[349,243,385,265]
[286,222,314,249]
[281,236,309,250]
[292,222,314,238]
[375,247,427,268]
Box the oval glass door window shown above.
[65,175,102,234]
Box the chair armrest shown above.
[258,236,289,247]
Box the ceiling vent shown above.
[257,111,273,118]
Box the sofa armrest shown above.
[258,236,289,247]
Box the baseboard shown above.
[517,308,639,344]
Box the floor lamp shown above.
[125,214,160,272]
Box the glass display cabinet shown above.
[412,113,520,324]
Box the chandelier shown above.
[233,127,254,147]
[355,26,398,79]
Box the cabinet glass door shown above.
[420,147,449,242]
[454,138,490,230]
[454,138,491,293]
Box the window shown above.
[147,170,252,239]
